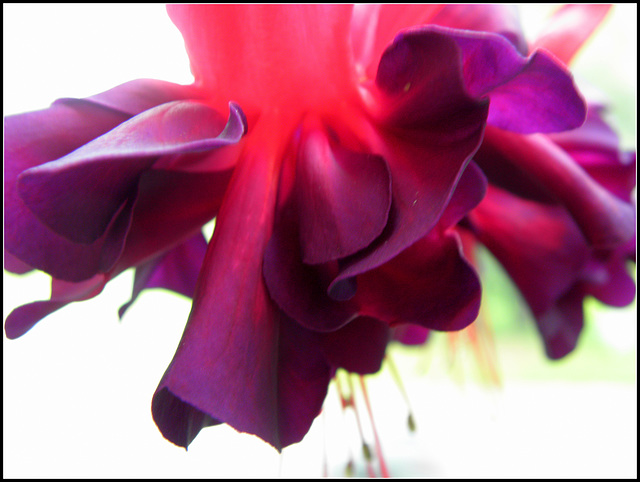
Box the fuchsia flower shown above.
[3,4,634,454]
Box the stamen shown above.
[357,375,390,478]
[385,353,417,433]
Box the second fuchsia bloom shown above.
[4,4,635,452]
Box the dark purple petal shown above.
[152,139,331,450]
[295,123,391,264]
[5,275,106,339]
[470,186,590,318]
[331,30,488,288]
[535,286,584,360]
[356,231,481,332]
[263,185,359,332]
[321,316,390,374]
[17,101,244,245]
[118,232,208,318]
[482,126,635,248]
[7,103,243,283]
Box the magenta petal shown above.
[357,231,481,332]
[5,275,106,339]
[296,124,391,264]
[118,232,208,318]
[152,141,331,450]
[321,316,390,374]
[17,101,244,245]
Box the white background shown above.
[3,4,637,478]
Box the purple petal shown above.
[152,141,331,450]
[118,232,208,318]
[17,101,244,245]
[357,231,481,331]
[4,251,33,275]
[482,126,635,248]
[295,123,391,264]
[321,316,390,374]
[5,275,106,339]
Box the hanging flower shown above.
[4,4,630,456]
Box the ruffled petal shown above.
[427,27,585,133]
[357,230,481,332]
[295,122,391,264]
[531,4,612,66]
[470,186,589,318]
[482,126,635,248]
[548,106,637,203]
[8,103,244,282]
[17,101,244,245]
[334,29,488,286]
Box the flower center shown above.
[168,5,362,127]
